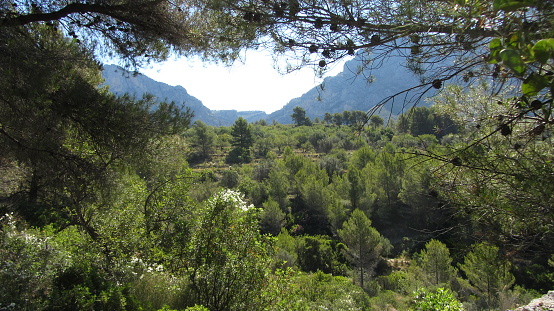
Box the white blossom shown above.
[211,189,253,211]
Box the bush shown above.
[220,169,239,189]
[184,305,209,311]
[284,271,371,310]
[0,214,60,310]
[410,288,464,311]
[0,214,143,311]
[226,147,251,164]
[47,263,139,311]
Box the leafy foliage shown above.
[338,209,391,289]
[0,24,192,229]
[185,189,272,311]
[2,1,554,309]
[410,288,464,311]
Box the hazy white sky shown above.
[141,50,346,114]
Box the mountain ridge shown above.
[267,54,435,123]
[103,64,212,123]
[102,53,435,126]
[102,64,269,126]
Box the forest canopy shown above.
[3,0,552,136]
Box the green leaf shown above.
[499,48,526,76]
[507,33,520,48]
[532,39,554,64]
[489,38,503,64]
[493,0,535,12]
[522,73,549,96]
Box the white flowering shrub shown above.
[125,256,187,310]
[0,213,68,310]
[206,188,255,212]
[185,189,271,311]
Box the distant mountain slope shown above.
[102,64,213,122]
[268,53,436,124]
[102,64,268,126]
[103,53,438,126]
[210,110,269,126]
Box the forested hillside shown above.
[2,0,554,311]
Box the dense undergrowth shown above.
[2,1,554,310]
[3,93,553,310]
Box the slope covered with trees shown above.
[1,0,553,310]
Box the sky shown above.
[140,50,347,114]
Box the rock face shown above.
[511,291,554,311]
[267,52,439,124]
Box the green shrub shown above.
[410,288,464,311]
[47,263,140,311]
[220,169,239,188]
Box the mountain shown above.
[209,110,269,126]
[103,53,439,126]
[102,64,212,122]
[102,64,268,126]
[268,53,436,124]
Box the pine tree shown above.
[338,209,391,288]
[459,242,515,308]
[291,106,312,126]
[227,117,253,163]
[418,240,457,286]
[191,120,215,160]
